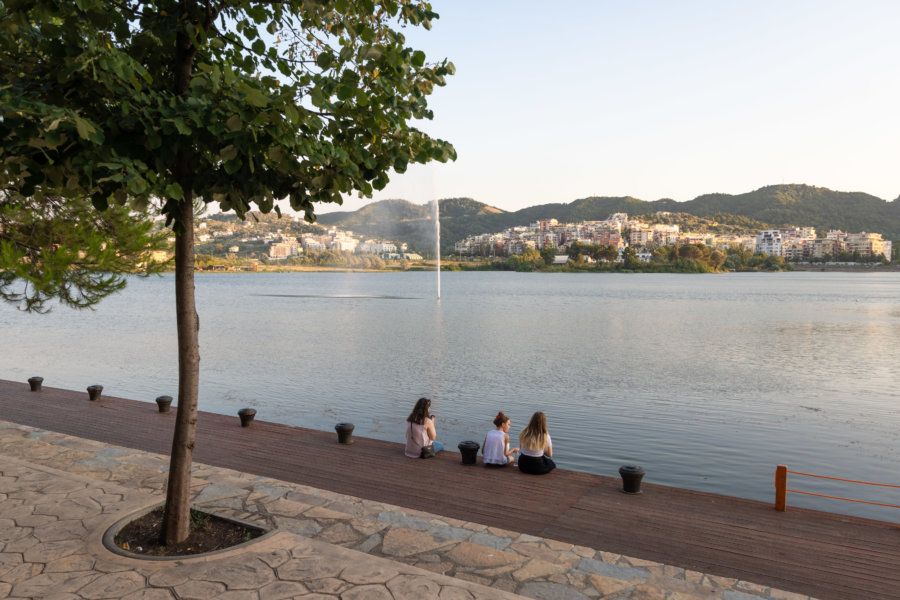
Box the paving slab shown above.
[0,420,818,600]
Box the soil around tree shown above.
[115,507,265,556]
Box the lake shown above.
[3,271,900,520]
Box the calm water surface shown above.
[4,271,900,519]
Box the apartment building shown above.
[782,239,809,261]
[755,230,783,256]
[844,232,891,259]
[810,238,841,260]
[629,227,652,246]
[269,240,300,258]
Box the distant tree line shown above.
[459,243,796,273]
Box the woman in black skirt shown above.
[517,412,556,475]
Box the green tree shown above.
[650,247,669,264]
[2,0,454,544]
[598,244,619,262]
[0,194,169,312]
[678,244,702,260]
[622,246,639,269]
[539,245,556,265]
[708,249,726,271]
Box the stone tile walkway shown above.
[0,421,815,600]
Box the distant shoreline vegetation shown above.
[449,244,786,274]
[184,241,900,274]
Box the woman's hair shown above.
[519,411,548,451]
[493,411,509,428]
[407,397,431,425]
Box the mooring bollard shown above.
[28,377,43,392]
[458,440,480,465]
[335,422,355,444]
[619,465,645,494]
[87,385,103,402]
[237,408,257,427]
[155,395,173,413]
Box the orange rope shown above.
[786,489,900,509]
[785,470,900,488]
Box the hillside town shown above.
[453,213,893,262]
[157,210,894,268]
[186,215,423,262]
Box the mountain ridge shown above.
[316,184,900,253]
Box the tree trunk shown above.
[164,196,199,545]
[161,0,202,547]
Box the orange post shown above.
[775,464,787,511]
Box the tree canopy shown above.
[0,0,455,225]
[0,194,169,312]
[1,0,455,545]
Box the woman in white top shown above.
[517,411,556,475]
[482,411,520,467]
[404,397,444,458]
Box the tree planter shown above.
[87,385,103,402]
[28,377,43,392]
[458,440,480,465]
[237,408,256,427]
[335,422,355,444]
[156,396,173,413]
[619,465,646,494]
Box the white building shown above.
[755,230,783,256]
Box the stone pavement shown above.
[0,421,815,600]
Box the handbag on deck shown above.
[420,444,436,458]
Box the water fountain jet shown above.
[432,198,441,300]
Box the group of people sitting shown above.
[403,397,556,475]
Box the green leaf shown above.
[244,87,269,107]
[252,39,265,54]
[173,117,192,135]
[225,115,242,132]
[73,116,95,140]
[316,52,334,70]
[165,182,184,200]
[411,50,426,67]
[284,104,299,125]
[224,159,242,175]
[220,145,238,161]
[337,85,354,101]
[127,176,149,194]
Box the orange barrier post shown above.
[775,464,787,511]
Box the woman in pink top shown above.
[404,397,444,458]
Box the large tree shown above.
[0,0,455,543]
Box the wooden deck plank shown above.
[2,379,899,600]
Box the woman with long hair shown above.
[518,411,556,474]
[404,397,444,458]
[482,411,519,467]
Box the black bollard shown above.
[237,408,257,427]
[87,385,103,402]
[618,465,645,494]
[28,377,43,392]
[155,395,173,413]
[458,440,480,465]
[335,422,355,444]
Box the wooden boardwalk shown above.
[2,379,899,600]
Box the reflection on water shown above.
[4,271,900,519]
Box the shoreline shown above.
[171,262,900,274]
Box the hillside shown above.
[317,185,900,253]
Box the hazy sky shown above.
[317,1,900,214]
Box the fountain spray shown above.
[432,198,441,300]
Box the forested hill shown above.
[316,185,900,253]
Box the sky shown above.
[316,1,900,214]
